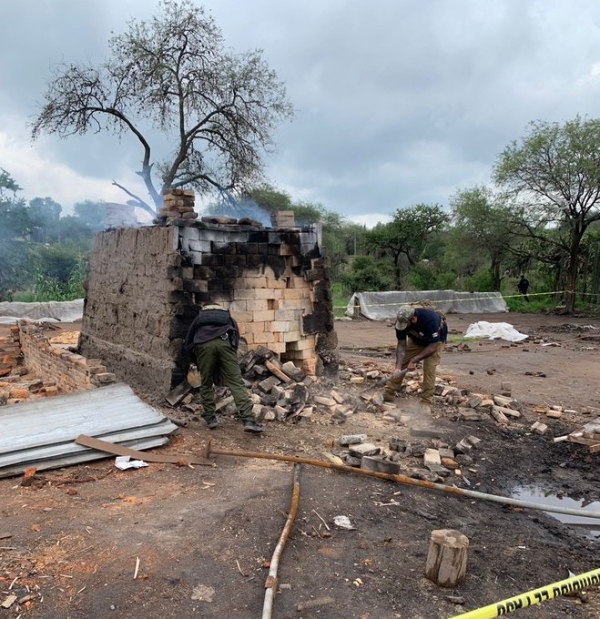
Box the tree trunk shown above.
[490,255,502,291]
[424,529,469,587]
[591,239,600,305]
[566,231,583,313]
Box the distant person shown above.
[517,275,530,302]
[384,304,447,411]
[184,303,264,433]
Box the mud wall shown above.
[78,226,184,395]
[79,206,337,398]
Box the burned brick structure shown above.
[78,190,337,397]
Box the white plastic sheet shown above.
[0,299,84,324]
[464,321,528,342]
[345,290,507,320]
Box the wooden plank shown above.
[75,435,214,467]
[567,435,600,447]
[265,359,293,383]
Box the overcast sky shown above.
[3,0,600,227]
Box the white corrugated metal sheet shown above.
[0,383,178,478]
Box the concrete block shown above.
[339,434,368,446]
[361,456,401,475]
[258,375,281,393]
[348,443,381,458]
[424,449,441,466]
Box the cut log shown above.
[425,529,469,587]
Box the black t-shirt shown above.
[395,307,447,347]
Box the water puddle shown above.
[513,486,600,538]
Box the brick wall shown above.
[0,325,20,377]
[19,323,116,392]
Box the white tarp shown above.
[345,290,508,320]
[464,321,528,342]
[0,299,84,324]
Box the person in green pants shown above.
[184,303,264,433]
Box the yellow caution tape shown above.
[448,567,600,618]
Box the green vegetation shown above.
[0,169,93,302]
[332,282,350,319]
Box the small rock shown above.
[339,434,368,446]
[441,457,459,470]
[314,395,336,407]
[344,456,362,467]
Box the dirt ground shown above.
[1,312,600,618]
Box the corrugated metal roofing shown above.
[0,383,178,478]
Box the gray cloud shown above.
[3,0,600,224]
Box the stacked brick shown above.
[0,325,21,377]
[270,210,296,227]
[19,324,116,393]
[177,224,335,376]
[155,188,198,225]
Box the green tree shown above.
[28,196,63,242]
[450,186,513,291]
[31,245,87,301]
[245,184,293,213]
[32,0,293,217]
[55,215,96,246]
[365,203,450,287]
[0,170,34,300]
[0,168,21,197]
[494,116,600,312]
[340,255,395,294]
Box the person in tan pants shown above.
[383,304,447,408]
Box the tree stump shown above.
[424,529,469,587]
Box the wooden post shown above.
[425,529,469,587]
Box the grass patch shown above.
[447,334,486,343]
[332,282,350,318]
[505,293,559,313]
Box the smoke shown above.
[201,195,273,227]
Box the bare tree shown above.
[31,0,294,217]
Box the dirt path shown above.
[1,312,600,618]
